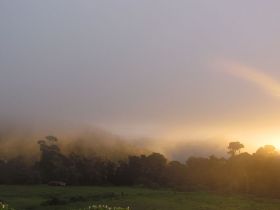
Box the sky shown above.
[1,1,280,152]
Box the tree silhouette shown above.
[4,135,280,198]
[255,145,278,156]
[227,141,244,156]
[37,136,68,182]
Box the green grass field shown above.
[0,185,280,210]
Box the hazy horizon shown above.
[1,1,280,153]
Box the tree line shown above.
[1,136,280,198]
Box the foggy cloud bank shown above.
[0,120,228,162]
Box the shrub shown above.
[0,202,15,210]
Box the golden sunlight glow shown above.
[156,122,280,154]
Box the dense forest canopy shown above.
[1,136,280,198]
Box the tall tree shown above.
[37,136,68,183]
[227,141,244,156]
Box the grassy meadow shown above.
[0,186,280,210]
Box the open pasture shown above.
[0,186,280,210]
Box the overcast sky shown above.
[1,1,280,149]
